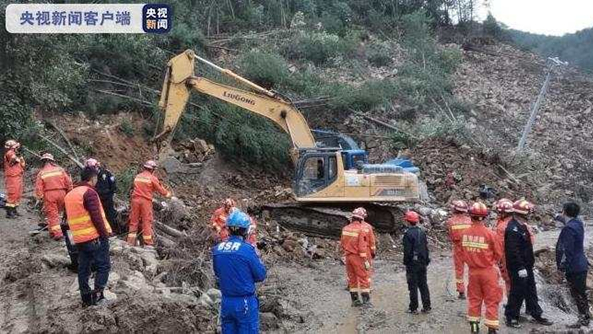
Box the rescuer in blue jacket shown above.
[213,210,267,334]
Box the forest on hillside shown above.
[509,27,593,71]
[0,0,503,170]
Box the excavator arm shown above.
[156,49,316,160]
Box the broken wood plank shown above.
[38,134,84,168]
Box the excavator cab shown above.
[294,150,340,197]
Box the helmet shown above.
[513,199,535,215]
[85,158,100,168]
[404,211,420,223]
[351,207,367,221]
[468,202,489,218]
[4,140,19,149]
[226,210,251,229]
[495,198,513,213]
[451,200,469,213]
[223,198,236,210]
[143,160,157,170]
[41,153,55,162]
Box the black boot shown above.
[81,292,96,307]
[458,292,466,300]
[13,206,21,216]
[505,318,521,328]
[532,316,553,326]
[5,207,15,219]
[93,289,106,305]
[350,292,362,307]
[470,321,480,333]
[487,327,497,334]
[361,292,371,306]
[567,314,590,329]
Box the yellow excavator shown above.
[155,49,420,234]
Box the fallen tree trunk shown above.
[156,221,187,238]
[38,134,84,168]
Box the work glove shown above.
[171,196,178,201]
[364,261,371,271]
[518,269,528,278]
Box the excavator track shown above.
[262,202,410,237]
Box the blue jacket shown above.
[212,236,267,297]
[556,217,588,274]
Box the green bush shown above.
[328,79,398,112]
[283,31,358,65]
[116,167,138,199]
[239,50,291,89]
[119,119,135,138]
[367,42,392,67]
[439,47,463,74]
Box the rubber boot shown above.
[81,292,96,307]
[470,321,480,333]
[487,327,497,334]
[93,289,107,306]
[6,207,15,219]
[350,292,362,307]
[361,292,371,307]
[13,206,21,216]
[458,292,466,300]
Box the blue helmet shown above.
[226,210,251,229]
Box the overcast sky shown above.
[480,0,593,36]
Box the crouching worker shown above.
[64,167,112,307]
[213,210,266,333]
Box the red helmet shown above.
[144,160,158,169]
[451,200,469,213]
[223,198,236,210]
[468,202,489,218]
[404,211,420,223]
[85,158,100,168]
[41,153,55,162]
[513,199,535,215]
[495,198,513,213]
[351,207,367,221]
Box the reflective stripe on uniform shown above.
[462,241,489,249]
[349,287,359,292]
[360,288,370,293]
[359,252,367,257]
[135,177,152,183]
[5,203,15,207]
[143,235,152,239]
[451,224,471,230]
[68,214,91,225]
[71,226,98,237]
[456,279,465,283]
[467,316,481,322]
[484,319,499,327]
[40,171,63,179]
[342,231,359,237]
[50,225,62,231]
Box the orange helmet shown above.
[451,200,469,213]
[513,199,534,215]
[404,211,420,223]
[41,153,55,162]
[468,202,489,218]
[85,158,100,168]
[4,140,19,149]
[143,160,158,170]
[495,198,513,213]
[352,207,368,220]
[223,198,236,210]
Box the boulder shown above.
[41,254,71,268]
[121,271,153,292]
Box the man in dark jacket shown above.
[85,159,120,234]
[556,202,590,328]
[504,200,552,328]
[402,210,431,314]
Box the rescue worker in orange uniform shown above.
[461,202,503,334]
[211,198,235,242]
[4,140,26,218]
[493,198,514,295]
[35,153,73,240]
[340,207,372,306]
[447,200,472,299]
[64,167,112,307]
[127,160,172,247]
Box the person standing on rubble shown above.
[447,200,472,299]
[213,209,266,333]
[504,200,553,328]
[402,210,431,314]
[127,160,172,248]
[461,202,503,334]
[35,153,73,240]
[64,166,113,307]
[85,159,120,234]
[3,140,25,219]
[211,198,236,242]
[493,198,514,295]
[340,207,373,306]
[555,202,590,328]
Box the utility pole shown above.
[516,57,567,151]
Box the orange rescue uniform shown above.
[127,170,171,246]
[340,221,371,293]
[4,149,25,209]
[495,216,512,294]
[35,164,73,238]
[447,213,472,293]
[361,221,376,283]
[210,207,258,246]
[461,222,503,330]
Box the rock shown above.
[260,312,280,330]
[136,250,159,276]
[282,239,299,253]
[104,289,117,301]
[121,271,153,292]
[161,157,185,174]
[206,288,222,302]
[167,292,198,304]
[41,254,71,268]
[193,139,210,154]
[107,272,121,289]
[198,293,213,307]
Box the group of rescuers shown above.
[3,139,590,333]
